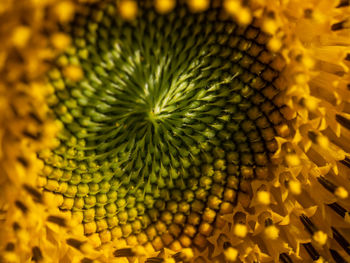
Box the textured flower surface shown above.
[0,0,350,262]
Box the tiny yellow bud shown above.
[224,247,238,261]
[61,197,74,210]
[71,212,84,226]
[187,0,209,12]
[119,0,138,20]
[170,240,182,251]
[233,223,247,238]
[45,179,59,192]
[179,234,192,247]
[302,56,314,69]
[12,26,31,48]
[268,37,282,52]
[264,225,279,240]
[36,176,47,188]
[295,73,308,85]
[51,33,71,50]
[137,232,148,244]
[313,231,327,246]
[155,0,176,14]
[236,8,252,26]
[152,236,164,251]
[263,19,278,35]
[288,180,301,195]
[199,222,213,236]
[84,222,97,235]
[257,190,270,205]
[111,226,123,239]
[316,135,329,149]
[224,0,251,25]
[63,65,84,82]
[302,98,318,112]
[99,230,112,243]
[224,0,240,14]
[127,235,138,246]
[335,187,348,199]
[285,154,300,167]
[55,1,75,22]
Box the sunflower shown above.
[1,0,350,262]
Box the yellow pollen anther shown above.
[51,33,71,50]
[233,223,248,238]
[119,0,138,20]
[316,135,329,149]
[224,0,252,25]
[224,247,238,261]
[285,154,300,167]
[263,19,278,35]
[264,225,279,240]
[12,26,31,48]
[288,180,301,195]
[312,11,326,24]
[187,0,210,12]
[302,56,314,69]
[54,1,75,22]
[313,231,327,245]
[335,187,348,199]
[223,0,240,14]
[268,37,282,52]
[237,7,252,25]
[63,65,84,82]
[155,0,175,14]
[295,73,308,84]
[257,190,270,205]
[302,98,318,112]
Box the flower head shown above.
[1,0,350,262]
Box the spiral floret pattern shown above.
[42,1,286,252]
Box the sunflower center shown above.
[42,1,286,251]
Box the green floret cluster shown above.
[40,1,284,249]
